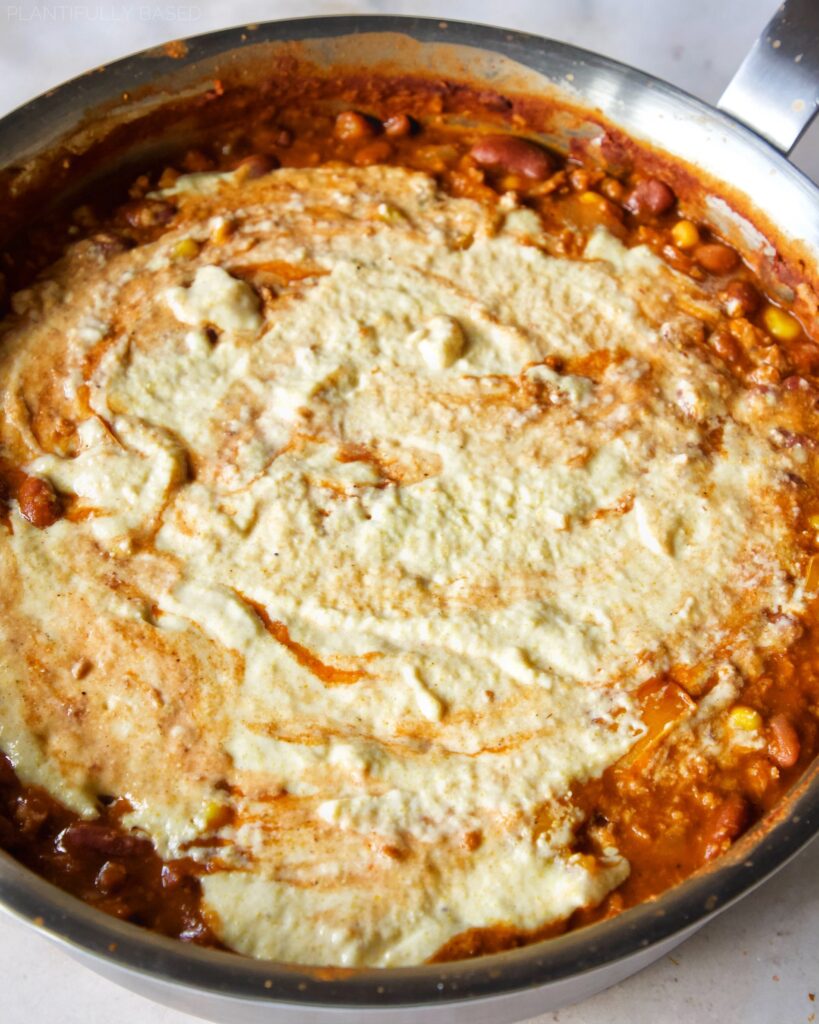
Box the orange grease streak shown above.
[246,598,369,686]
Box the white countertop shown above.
[1,2,817,1021]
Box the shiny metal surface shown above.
[0,13,818,1024]
[719,0,819,154]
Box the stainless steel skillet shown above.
[0,4,817,1022]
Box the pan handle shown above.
[718,0,819,155]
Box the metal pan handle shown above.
[718,0,819,155]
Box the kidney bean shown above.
[95,860,128,894]
[13,794,49,838]
[18,475,60,529]
[235,153,278,179]
[334,110,377,142]
[57,821,152,858]
[161,861,189,890]
[624,177,676,218]
[767,714,800,768]
[703,794,749,861]
[695,243,739,275]
[469,135,552,181]
[383,113,416,138]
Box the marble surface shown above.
[1,1,817,1021]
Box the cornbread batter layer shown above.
[0,157,817,966]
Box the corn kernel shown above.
[171,237,200,260]
[210,217,233,245]
[376,202,406,224]
[568,852,598,872]
[202,799,231,831]
[579,190,604,207]
[806,554,819,592]
[499,174,527,192]
[762,304,801,341]
[578,191,613,218]
[671,220,700,250]
[729,705,762,731]
[808,514,819,531]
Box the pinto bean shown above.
[334,110,377,142]
[180,149,213,172]
[88,231,132,256]
[695,243,739,275]
[720,279,760,318]
[235,153,278,179]
[469,135,552,181]
[600,176,625,202]
[744,755,779,801]
[624,177,676,217]
[120,198,175,229]
[353,140,393,166]
[708,326,743,364]
[18,475,60,529]
[568,167,591,191]
[767,714,800,768]
[383,113,416,138]
[790,339,819,375]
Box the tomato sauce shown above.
[0,752,221,945]
[0,92,817,961]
